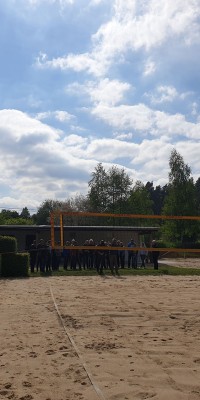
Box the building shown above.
[0,225,159,251]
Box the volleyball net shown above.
[50,211,200,255]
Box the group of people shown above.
[29,237,159,274]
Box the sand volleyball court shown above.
[1,275,200,400]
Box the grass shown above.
[29,263,200,277]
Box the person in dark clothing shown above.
[96,240,106,275]
[70,239,81,270]
[63,241,71,270]
[127,239,138,268]
[36,239,46,273]
[151,240,159,270]
[29,240,37,273]
[109,238,119,275]
[82,240,89,270]
[88,238,95,269]
[139,242,148,268]
[45,240,52,272]
[119,241,125,268]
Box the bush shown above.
[0,236,17,254]
[1,253,29,277]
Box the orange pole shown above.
[60,212,64,247]
[50,212,55,249]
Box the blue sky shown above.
[0,0,200,213]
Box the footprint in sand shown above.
[2,383,12,390]
[59,346,68,351]
[45,349,56,355]
[22,382,32,387]
[0,390,9,396]
[29,352,37,358]
[137,392,156,399]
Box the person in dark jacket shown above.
[29,240,37,273]
[151,240,159,270]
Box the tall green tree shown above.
[162,149,198,245]
[20,207,31,219]
[127,181,154,226]
[1,209,19,219]
[106,166,132,214]
[195,177,200,215]
[88,163,108,213]
[88,163,132,214]
[35,199,67,224]
[145,182,168,215]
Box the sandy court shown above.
[1,275,200,400]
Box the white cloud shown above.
[0,109,60,141]
[0,108,200,210]
[92,102,200,141]
[150,85,178,104]
[36,51,109,77]
[37,0,200,76]
[92,103,154,131]
[36,110,74,122]
[145,85,193,104]
[143,59,156,76]
[113,132,133,140]
[81,78,131,106]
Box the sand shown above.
[1,274,200,400]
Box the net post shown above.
[60,212,64,247]
[50,212,55,249]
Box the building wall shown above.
[0,226,158,251]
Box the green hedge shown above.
[0,236,17,254]
[1,253,29,277]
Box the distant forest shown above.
[1,149,200,247]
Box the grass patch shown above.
[29,263,200,278]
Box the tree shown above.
[127,181,154,226]
[4,217,34,225]
[88,163,108,212]
[195,177,200,215]
[1,209,19,219]
[20,207,31,219]
[0,209,21,224]
[35,198,88,226]
[106,166,132,214]
[35,199,65,225]
[162,149,199,245]
[145,182,168,215]
[88,163,133,222]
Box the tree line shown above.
[1,149,200,246]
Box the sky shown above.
[0,0,200,214]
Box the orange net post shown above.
[60,212,64,247]
[50,212,55,249]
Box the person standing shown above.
[139,242,148,268]
[63,241,71,270]
[127,238,137,268]
[151,240,159,270]
[45,240,52,272]
[29,240,37,273]
[36,239,46,273]
[119,241,125,268]
[109,238,119,275]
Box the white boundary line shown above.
[50,285,107,400]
